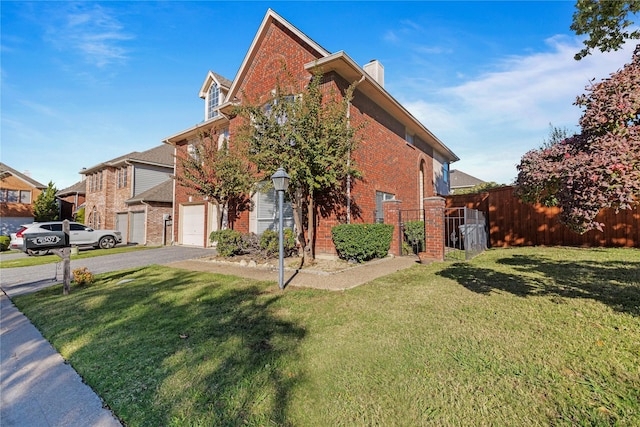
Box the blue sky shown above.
[1,1,637,190]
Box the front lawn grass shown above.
[13,247,640,426]
[0,245,157,268]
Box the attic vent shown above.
[363,59,384,87]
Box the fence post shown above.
[423,197,445,261]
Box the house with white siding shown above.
[80,144,174,246]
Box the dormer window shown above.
[207,82,219,120]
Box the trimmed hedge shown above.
[331,223,394,263]
[210,228,298,258]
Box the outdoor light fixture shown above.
[271,167,290,290]
[271,167,290,192]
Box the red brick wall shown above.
[143,202,172,246]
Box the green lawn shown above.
[13,247,640,426]
[0,245,158,268]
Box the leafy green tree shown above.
[174,130,255,231]
[454,182,505,195]
[234,68,361,261]
[571,0,640,60]
[33,181,59,221]
[75,206,85,224]
[516,46,640,233]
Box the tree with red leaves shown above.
[516,46,640,233]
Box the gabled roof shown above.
[224,8,331,103]
[450,170,486,188]
[126,178,173,204]
[81,144,174,175]
[165,9,458,163]
[199,71,233,99]
[56,180,86,196]
[0,162,46,189]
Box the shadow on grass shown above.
[437,254,640,316]
[27,266,305,426]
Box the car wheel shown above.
[98,236,116,249]
[26,249,50,256]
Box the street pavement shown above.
[1,246,214,297]
[0,246,214,426]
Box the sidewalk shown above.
[167,254,420,290]
[0,254,419,426]
[0,293,122,426]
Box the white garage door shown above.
[116,213,128,241]
[130,211,145,244]
[181,205,205,247]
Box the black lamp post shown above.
[271,167,290,290]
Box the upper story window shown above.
[443,163,450,185]
[405,131,414,145]
[89,171,103,192]
[207,83,219,120]
[218,128,230,150]
[117,167,128,188]
[0,189,31,203]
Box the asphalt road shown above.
[0,246,215,297]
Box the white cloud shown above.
[43,3,133,68]
[400,37,638,184]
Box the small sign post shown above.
[24,220,72,295]
[51,220,72,295]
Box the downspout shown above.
[346,74,366,224]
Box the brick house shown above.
[164,9,458,256]
[80,144,174,246]
[0,162,46,235]
[450,170,486,194]
[56,180,87,221]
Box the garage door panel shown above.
[130,212,145,244]
[181,205,205,247]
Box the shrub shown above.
[72,267,95,286]
[331,223,393,263]
[260,229,297,257]
[0,236,10,251]
[210,229,243,257]
[403,220,425,254]
[241,232,261,255]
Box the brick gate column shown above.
[423,197,445,261]
[383,199,403,256]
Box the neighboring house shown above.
[450,170,486,194]
[164,9,459,254]
[80,144,174,246]
[56,180,87,221]
[0,162,46,235]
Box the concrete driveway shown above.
[0,246,215,297]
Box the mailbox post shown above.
[23,219,72,295]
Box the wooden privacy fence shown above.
[446,186,639,248]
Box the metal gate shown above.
[399,209,425,255]
[445,207,487,261]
